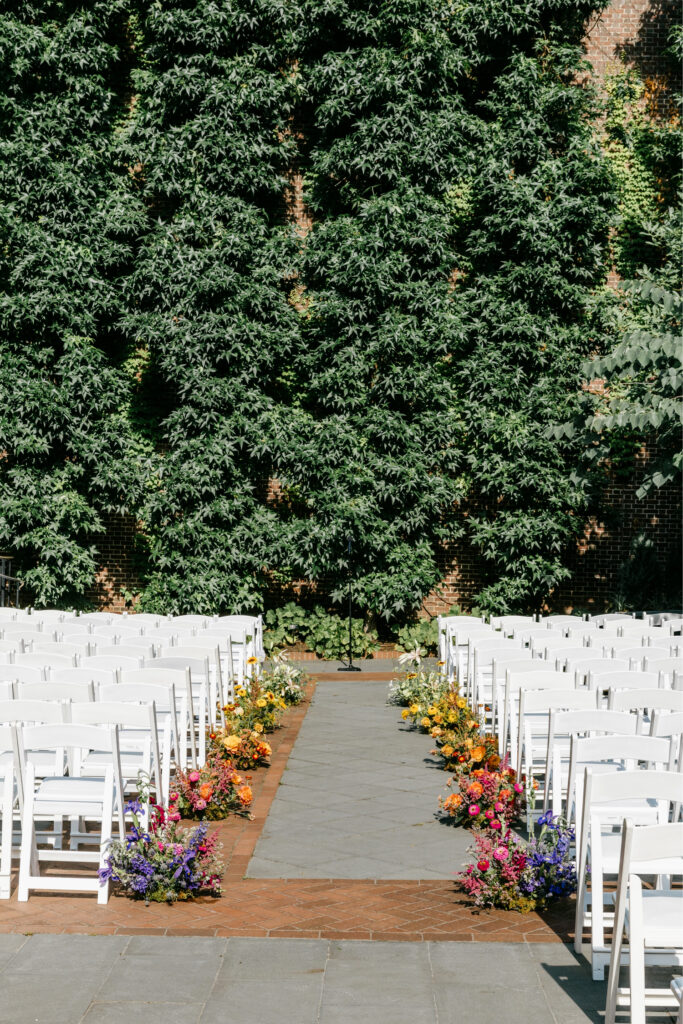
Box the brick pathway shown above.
[0,669,577,941]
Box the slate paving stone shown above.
[247,677,463,879]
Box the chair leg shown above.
[17,782,38,903]
[97,782,113,906]
[0,779,13,899]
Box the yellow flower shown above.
[256,698,267,708]
[420,717,431,729]
[437,661,445,666]
[236,687,247,697]
[406,673,417,679]
[247,656,258,665]
[433,713,443,725]
[401,709,410,719]
[442,745,454,757]
[456,697,467,709]
[431,727,443,738]
[409,704,420,715]
[233,706,244,717]
[223,735,242,751]
[427,705,438,716]
[254,722,264,733]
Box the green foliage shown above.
[263,602,380,660]
[0,3,144,607]
[121,1,302,615]
[395,618,440,657]
[1,0,676,621]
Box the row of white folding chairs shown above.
[0,664,204,773]
[573,766,683,983]
[0,634,252,693]
[0,720,132,903]
[502,665,682,760]
[0,646,230,736]
[440,612,682,689]
[0,609,265,660]
[0,695,167,808]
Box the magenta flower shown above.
[188,771,200,784]
[490,820,502,830]
[485,809,494,820]
[477,859,490,872]
[514,782,524,793]
[468,804,480,816]
[493,846,509,862]
[494,801,504,813]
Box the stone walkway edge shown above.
[0,669,575,942]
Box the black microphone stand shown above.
[338,535,361,672]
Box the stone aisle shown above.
[248,673,472,879]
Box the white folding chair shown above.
[52,666,118,689]
[575,768,683,979]
[32,641,92,660]
[81,654,143,673]
[158,647,222,727]
[118,667,196,770]
[15,680,94,702]
[446,622,493,685]
[565,732,672,824]
[14,723,123,903]
[0,664,45,684]
[489,652,536,734]
[489,614,537,636]
[543,708,639,814]
[70,700,164,806]
[100,682,181,795]
[502,669,576,759]
[606,819,683,1024]
[574,658,630,686]
[0,724,15,898]
[94,644,156,661]
[645,655,683,680]
[468,637,516,709]
[13,652,76,671]
[516,686,599,795]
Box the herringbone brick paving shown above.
[0,671,575,941]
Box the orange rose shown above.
[237,785,253,806]
[470,745,486,762]
[198,783,213,801]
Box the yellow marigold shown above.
[409,704,420,714]
[256,698,267,708]
[470,745,487,762]
[427,705,438,716]
[431,727,443,738]
[432,713,443,724]
[401,709,410,719]
[254,722,264,733]
[441,745,454,757]
[237,785,253,805]
[223,735,242,751]
[456,697,467,709]
[420,717,431,729]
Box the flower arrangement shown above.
[210,727,272,769]
[433,731,501,774]
[387,665,450,709]
[259,653,306,706]
[438,760,525,830]
[401,690,471,736]
[174,751,253,820]
[223,679,286,735]
[457,812,577,913]
[99,800,225,903]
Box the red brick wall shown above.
[89,513,140,613]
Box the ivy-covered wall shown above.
[0,0,679,617]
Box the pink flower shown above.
[157,842,164,851]
[514,782,524,793]
[195,799,207,810]
[466,864,474,874]
[490,820,502,830]
[468,804,480,816]
[188,771,200,783]
[485,809,494,819]
[493,846,509,862]
[169,792,179,802]
[477,859,490,872]
[494,801,504,813]
[169,812,181,822]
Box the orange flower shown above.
[470,745,486,762]
[442,793,463,811]
[237,785,253,806]
[198,783,213,801]
[499,788,513,801]
[467,781,484,798]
